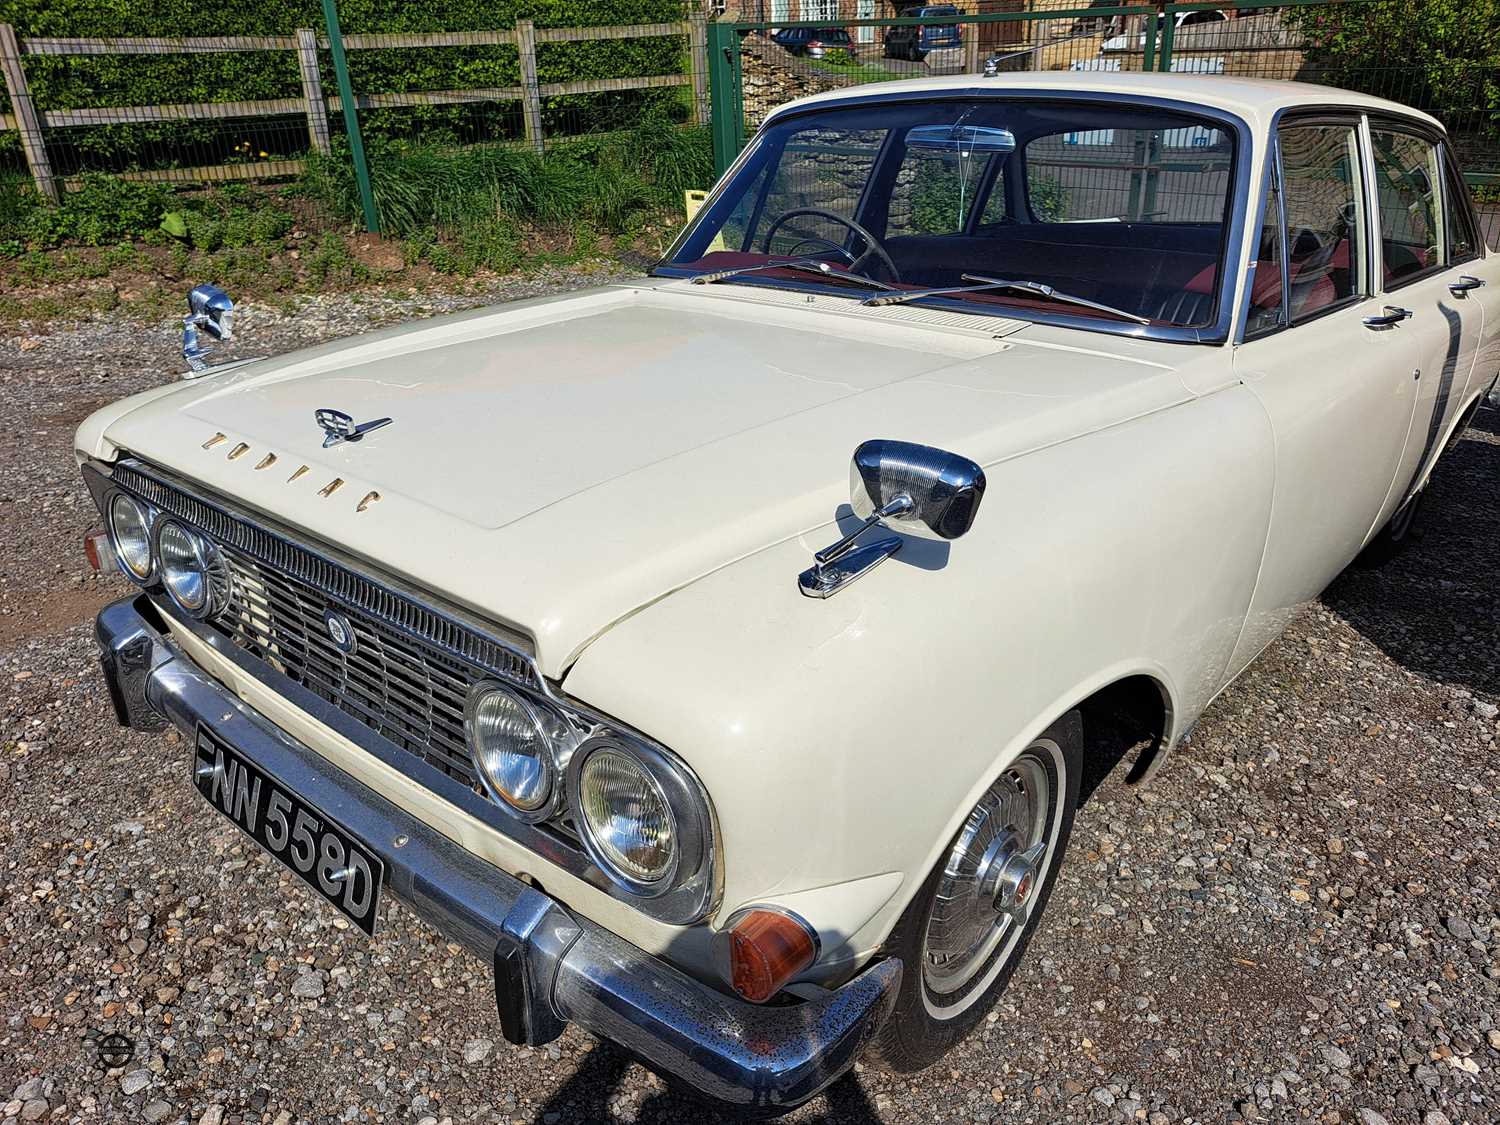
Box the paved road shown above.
[2,286,1497,1124]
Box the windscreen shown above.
[665,99,1238,330]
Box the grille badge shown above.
[324,609,357,656]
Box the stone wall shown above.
[740,38,847,128]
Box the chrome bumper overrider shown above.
[95,596,900,1109]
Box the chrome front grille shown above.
[221,549,481,784]
[109,459,542,789]
[111,461,540,689]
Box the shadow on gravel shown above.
[1323,408,1500,701]
[530,1039,884,1123]
[1472,402,1500,437]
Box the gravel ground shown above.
[2,274,1498,1125]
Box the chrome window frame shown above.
[660,88,1254,345]
[1439,142,1485,267]
[82,457,722,926]
[1239,131,1287,343]
[1234,107,1380,343]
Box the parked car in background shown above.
[884,6,962,60]
[80,72,1498,1111]
[770,25,854,58]
[1102,7,1227,50]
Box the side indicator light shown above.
[83,526,114,574]
[723,908,818,1003]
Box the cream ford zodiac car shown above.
[79,73,1499,1108]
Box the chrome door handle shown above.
[1449,275,1485,295]
[1363,305,1413,328]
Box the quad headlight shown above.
[576,746,676,883]
[465,682,559,818]
[107,493,155,583]
[154,518,221,618]
[463,678,712,897]
[568,734,711,895]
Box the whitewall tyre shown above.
[869,710,1082,1072]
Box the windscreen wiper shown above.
[691,258,898,291]
[862,273,1150,325]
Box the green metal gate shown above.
[705,0,1499,199]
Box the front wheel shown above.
[868,712,1082,1072]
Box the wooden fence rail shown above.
[0,16,710,202]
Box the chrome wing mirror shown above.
[182,284,235,376]
[799,440,987,598]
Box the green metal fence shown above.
[6,0,1498,245]
[705,0,1500,218]
[0,1,709,234]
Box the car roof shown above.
[763,72,1444,134]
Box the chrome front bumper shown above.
[96,595,901,1109]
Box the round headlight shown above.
[108,493,154,582]
[156,519,215,616]
[465,684,554,815]
[577,747,677,884]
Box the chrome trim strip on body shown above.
[93,595,900,1109]
[83,458,720,925]
[661,88,1255,346]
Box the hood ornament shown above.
[182,284,235,375]
[316,408,393,448]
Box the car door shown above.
[1225,114,1423,679]
[1365,119,1487,519]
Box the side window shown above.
[1369,127,1444,284]
[717,164,769,253]
[976,170,1009,228]
[1442,149,1482,263]
[1278,123,1368,323]
[752,126,886,256]
[1244,168,1286,339]
[887,147,996,237]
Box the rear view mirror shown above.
[850,439,987,540]
[799,439,987,598]
[906,124,1016,154]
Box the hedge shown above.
[0,0,696,173]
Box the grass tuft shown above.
[0,116,710,325]
[304,117,711,240]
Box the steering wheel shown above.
[761,208,902,283]
[784,234,857,266]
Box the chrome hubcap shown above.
[921,750,1054,997]
[975,831,1047,921]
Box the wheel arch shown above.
[1407,385,1490,501]
[888,662,1181,935]
[1075,671,1176,787]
